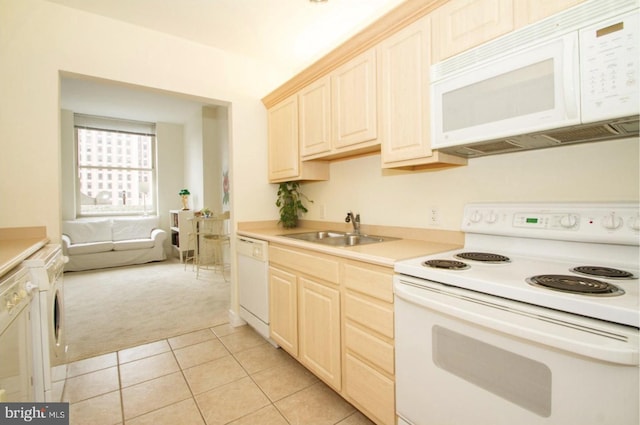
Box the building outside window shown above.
[75,114,156,216]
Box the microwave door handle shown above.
[563,33,580,119]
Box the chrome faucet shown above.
[345,211,361,234]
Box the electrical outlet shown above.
[320,204,326,219]
[429,207,440,226]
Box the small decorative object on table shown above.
[202,207,212,218]
[276,181,313,228]
[179,189,190,210]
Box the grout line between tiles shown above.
[171,336,208,425]
[115,350,125,425]
[67,324,364,425]
[227,345,293,425]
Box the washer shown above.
[0,265,35,402]
[23,244,67,402]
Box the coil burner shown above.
[527,274,624,297]
[422,259,470,270]
[571,266,635,279]
[455,252,511,263]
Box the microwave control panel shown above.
[580,10,639,121]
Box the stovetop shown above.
[394,202,640,327]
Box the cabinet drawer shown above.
[345,353,395,425]
[343,261,393,302]
[345,292,394,339]
[345,322,394,375]
[269,245,340,284]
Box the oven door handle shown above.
[395,281,639,366]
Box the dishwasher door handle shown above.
[236,237,268,262]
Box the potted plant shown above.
[179,189,190,210]
[276,182,313,228]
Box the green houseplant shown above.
[179,189,190,210]
[276,182,313,228]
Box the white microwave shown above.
[431,0,640,158]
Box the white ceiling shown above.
[47,0,407,75]
[53,0,406,123]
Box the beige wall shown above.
[0,0,282,239]
[203,106,230,213]
[301,139,640,230]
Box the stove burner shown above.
[527,274,624,296]
[422,259,470,270]
[571,266,635,279]
[455,252,510,263]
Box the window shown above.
[75,114,156,216]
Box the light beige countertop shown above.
[0,227,49,278]
[237,220,464,268]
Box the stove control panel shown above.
[513,212,580,230]
[462,202,640,245]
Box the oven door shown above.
[394,276,639,425]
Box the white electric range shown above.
[394,202,639,425]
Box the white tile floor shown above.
[65,324,376,425]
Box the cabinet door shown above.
[514,0,585,28]
[267,95,299,182]
[431,0,514,64]
[269,266,298,356]
[379,16,432,165]
[299,76,332,158]
[298,277,341,390]
[331,49,378,149]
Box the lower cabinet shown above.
[268,244,395,425]
[269,245,342,391]
[269,266,298,356]
[299,277,342,389]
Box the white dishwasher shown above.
[236,236,275,345]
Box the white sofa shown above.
[62,216,167,272]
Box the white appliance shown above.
[0,266,35,402]
[431,0,640,157]
[237,236,275,345]
[394,202,639,425]
[23,244,67,402]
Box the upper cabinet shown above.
[264,0,587,179]
[378,16,431,164]
[267,94,329,183]
[379,16,467,169]
[299,75,332,158]
[430,0,514,64]
[431,0,587,64]
[514,0,585,28]
[331,49,378,151]
[268,94,299,182]
[300,49,380,161]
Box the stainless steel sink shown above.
[281,230,398,246]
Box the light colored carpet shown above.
[63,258,230,363]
